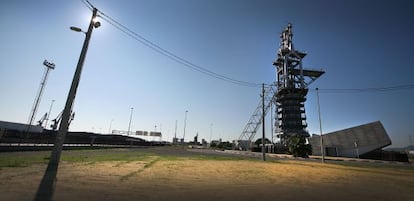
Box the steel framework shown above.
[238,23,324,150]
[274,23,324,143]
[238,84,276,150]
[27,60,55,127]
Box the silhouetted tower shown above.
[27,60,55,127]
[273,24,324,144]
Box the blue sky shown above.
[0,0,413,147]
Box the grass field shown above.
[1,146,413,201]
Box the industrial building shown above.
[308,121,392,158]
[0,120,43,133]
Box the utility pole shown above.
[108,119,114,134]
[270,99,274,144]
[183,110,188,145]
[262,83,266,161]
[127,107,134,135]
[174,120,177,144]
[209,123,213,148]
[28,60,55,130]
[354,141,359,158]
[35,8,100,201]
[316,88,325,163]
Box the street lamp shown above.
[183,110,188,144]
[127,107,134,135]
[70,26,82,32]
[316,88,325,163]
[354,141,359,158]
[108,119,114,134]
[209,123,213,148]
[35,8,100,201]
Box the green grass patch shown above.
[0,154,49,168]
[0,149,157,167]
[60,149,156,163]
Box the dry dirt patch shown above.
[1,157,413,201]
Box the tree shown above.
[254,138,271,145]
[217,141,233,150]
[287,136,312,158]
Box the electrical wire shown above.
[80,1,414,93]
[81,0,262,87]
[80,0,93,11]
[309,84,414,93]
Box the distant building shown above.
[211,140,220,147]
[173,137,179,144]
[308,121,391,158]
[0,120,43,133]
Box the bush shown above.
[287,136,312,158]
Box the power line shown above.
[81,1,414,93]
[80,0,93,11]
[81,0,261,88]
[309,84,414,93]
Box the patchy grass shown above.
[61,150,154,163]
[0,147,411,171]
[119,157,160,181]
[190,154,252,161]
[0,153,49,167]
[1,147,414,201]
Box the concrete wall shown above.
[308,121,391,158]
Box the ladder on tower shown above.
[237,84,276,150]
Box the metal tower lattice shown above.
[27,60,55,127]
[238,84,276,150]
[237,23,324,150]
[273,23,324,143]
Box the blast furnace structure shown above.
[273,24,324,144]
[238,24,324,150]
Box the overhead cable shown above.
[310,84,414,93]
[81,0,261,87]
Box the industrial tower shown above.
[238,24,324,150]
[27,60,55,128]
[273,23,324,144]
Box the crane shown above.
[50,110,75,131]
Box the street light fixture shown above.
[35,7,100,201]
[70,26,82,32]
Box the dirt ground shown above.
[1,147,414,201]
